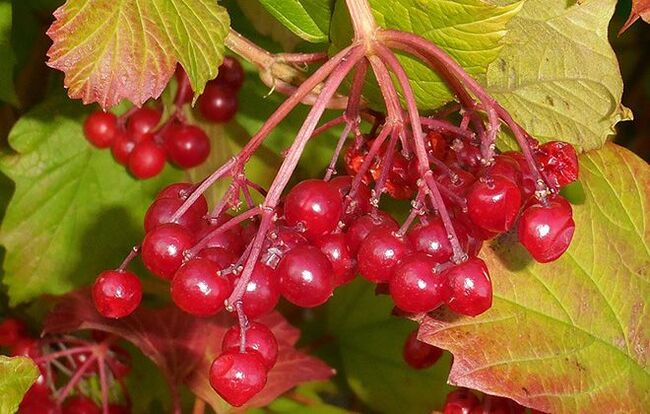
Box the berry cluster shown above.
[402,329,443,369]
[1,319,131,414]
[82,56,244,179]
[442,388,545,414]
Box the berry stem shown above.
[188,207,262,257]
[235,301,248,353]
[56,354,97,403]
[98,356,110,414]
[117,246,140,271]
[324,121,353,181]
[419,117,475,140]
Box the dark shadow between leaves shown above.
[486,231,533,272]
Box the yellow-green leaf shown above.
[0,356,39,414]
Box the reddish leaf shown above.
[619,0,650,33]
[44,290,333,412]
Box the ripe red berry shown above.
[403,330,443,369]
[92,270,142,319]
[141,223,194,279]
[277,246,334,308]
[284,179,343,239]
[483,155,523,188]
[435,167,475,200]
[222,322,278,369]
[144,197,203,233]
[467,176,522,232]
[443,258,492,316]
[198,221,245,256]
[209,351,267,407]
[518,198,575,263]
[536,141,579,189]
[62,395,101,414]
[389,253,447,313]
[164,124,211,168]
[83,111,117,148]
[443,388,481,414]
[171,258,231,316]
[128,141,166,179]
[111,131,136,165]
[126,107,161,139]
[408,218,467,263]
[198,84,238,123]
[197,247,238,269]
[357,227,412,283]
[346,212,398,254]
[156,182,209,214]
[329,175,372,221]
[0,318,27,347]
[240,263,280,319]
[316,233,357,286]
[19,396,60,414]
[9,338,41,358]
[215,56,245,91]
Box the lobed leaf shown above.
[0,356,39,414]
[0,95,182,305]
[417,143,650,413]
[46,0,229,109]
[486,0,631,152]
[45,290,334,413]
[258,0,333,43]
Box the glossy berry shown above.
[198,222,245,256]
[536,141,579,189]
[92,270,142,319]
[357,228,413,283]
[222,322,278,369]
[436,168,476,202]
[240,263,281,319]
[62,395,101,414]
[316,233,356,286]
[9,338,41,359]
[198,84,238,123]
[403,330,443,369]
[443,389,481,414]
[0,318,27,346]
[144,197,204,233]
[128,141,166,179]
[518,198,575,263]
[389,253,447,313]
[156,182,209,214]
[126,107,161,139]
[164,124,211,168]
[141,223,194,279]
[467,176,522,232]
[277,246,334,308]
[484,155,522,188]
[215,56,245,91]
[197,247,238,269]
[444,258,492,316]
[111,132,136,165]
[171,258,231,316]
[209,351,267,407]
[329,175,372,221]
[83,111,117,148]
[284,179,343,239]
[346,212,398,254]
[408,218,467,263]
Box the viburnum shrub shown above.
[1,0,648,413]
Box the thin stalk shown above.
[187,207,262,257]
[56,355,97,403]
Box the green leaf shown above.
[258,0,333,43]
[46,0,230,109]
[329,0,522,109]
[0,356,39,414]
[487,0,631,152]
[325,279,453,413]
[0,0,16,105]
[418,143,649,413]
[236,0,303,52]
[0,95,183,305]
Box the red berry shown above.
[0,318,27,346]
[483,155,522,188]
[277,246,334,308]
[209,351,267,407]
[346,212,398,255]
[284,179,343,239]
[447,139,482,173]
[357,227,412,283]
[443,258,492,316]
[536,141,579,189]
[215,56,245,91]
[197,247,238,269]
[518,198,575,263]
[62,395,100,414]
[240,263,280,319]
[329,175,372,221]
[198,84,238,123]
[111,132,136,165]
[144,197,202,233]
[174,66,193,105]
[10,338,41,359]
[222,322,278,369]
[155,183,209,217]
[316,233,356,286]
[403,330,443,369]
[467,176,522,232]
[126,107,161,139]
[164,124,211,168]
[19,396,60,414]
[435,167,475,200]
[108,405,130,414]
[408,218,467,263]
[141,223,194,279]
[92,270,142,319]
[389,253,447,313]
[502,151,536,200]
[443,389,480,414]
[128,141,166,179]
[171,258,231,316]
[83,111,117,148]
[198,221,245,256]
